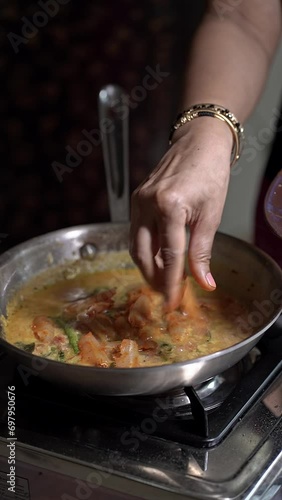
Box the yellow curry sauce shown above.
[3,254,253,368]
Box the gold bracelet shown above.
[169,103,245,167]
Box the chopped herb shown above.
[158,342,173,361]
[104,309,115,318]
[159,342,172,351]
[14,342,35,353]
[45,349,56,359]
[53,317,80,355]
[46,348,66,361]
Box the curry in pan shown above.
[3,251,253,368]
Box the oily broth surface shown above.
[4,250,254,367]
[5,266,141,345]
[4,250,136,344]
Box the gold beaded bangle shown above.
[169,103,245,167]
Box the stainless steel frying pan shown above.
[0,86,281,395]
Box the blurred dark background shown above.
[0,0,204,251]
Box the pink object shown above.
[264,169,282,239]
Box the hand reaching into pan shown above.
[129,118,233,310]
[129,0,282,310]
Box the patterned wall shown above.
[0,0,204,249]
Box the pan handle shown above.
[98,85,129,223]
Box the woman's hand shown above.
[129,117,233,310]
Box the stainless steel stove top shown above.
[0,323,281,500]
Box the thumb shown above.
[188,216,218,291]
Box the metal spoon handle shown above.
[98,85,129,222]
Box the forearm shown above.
[181,0,282,123]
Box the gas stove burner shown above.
[81,339,280,448]
[85,348,261,419]
[132,362,246,417]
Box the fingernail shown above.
[206,272,216,288]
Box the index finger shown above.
[157,213,187,310]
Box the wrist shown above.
[170,103,244,167]
[171,116,233,154]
